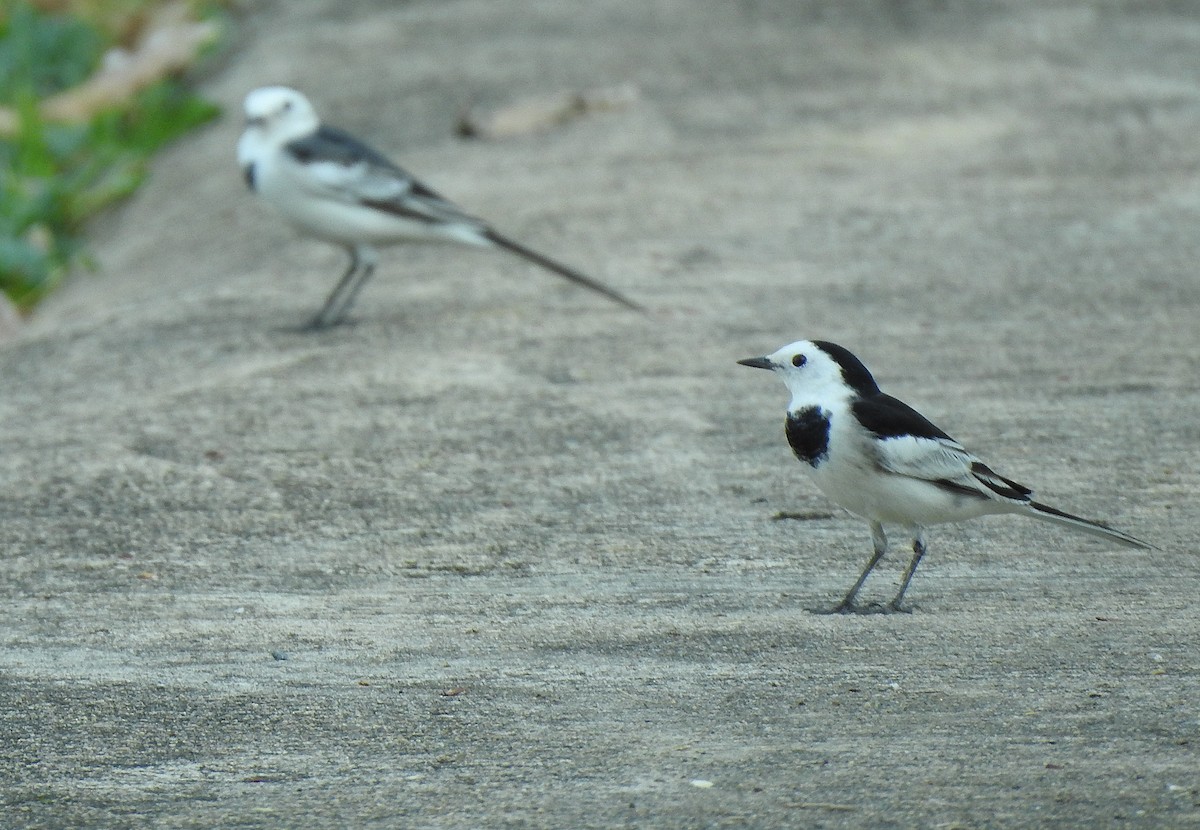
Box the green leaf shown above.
[0,3,222,307]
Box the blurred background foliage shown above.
[0,0,223,310]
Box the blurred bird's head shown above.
[241,86,319,144]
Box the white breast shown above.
[803,412,1009,527]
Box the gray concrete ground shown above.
[2,1,1199,827]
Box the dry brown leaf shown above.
[458,83,640,139]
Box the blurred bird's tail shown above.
[484,229,645,312]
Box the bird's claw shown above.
[811,600,910,616]
[296,313,350,332]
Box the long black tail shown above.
[484,229,645,312]
[1028,501,1156,550]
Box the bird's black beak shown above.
[737,356,774,370]
[245,116,266,128]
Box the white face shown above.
[740,340,852,402]
[769,340,841,389]
[241,86,319,143]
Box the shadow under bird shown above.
[237,86,644,329]
[739,339,1154,613]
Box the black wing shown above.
[851,393,953,441]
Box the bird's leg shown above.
[888,530,927,613]
[327,255,377,326]
[304,247,362,330]
[824,522,888,613]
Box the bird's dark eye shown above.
[792,354,807,367]
[282,100,293,111]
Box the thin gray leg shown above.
[826,521,888,613]
[327,260,376,325]
[888,529,927,612]
[305,247,361,330]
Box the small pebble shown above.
[271,651,289,661]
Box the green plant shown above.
[0,2,219,309]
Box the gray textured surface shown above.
[2,1,1198,826]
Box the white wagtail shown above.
[237,86,644,329]
[738,339,1153,613]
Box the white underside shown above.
[807,415,1018,529]
[269,188,488,248]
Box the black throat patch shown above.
[785,406,831,467]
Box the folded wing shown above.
[854,394,1033,505]
[284,126,481,227]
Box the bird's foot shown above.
[811,600,908,616]
[811,600,866,615]
[295,313,351,333]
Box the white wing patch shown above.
[292,157,476,226]
[874,434,1033,505]
[875,435,985,487]
[293,158,401,201]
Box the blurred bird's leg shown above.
[323,246,378,327]
[304,246,370,330]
